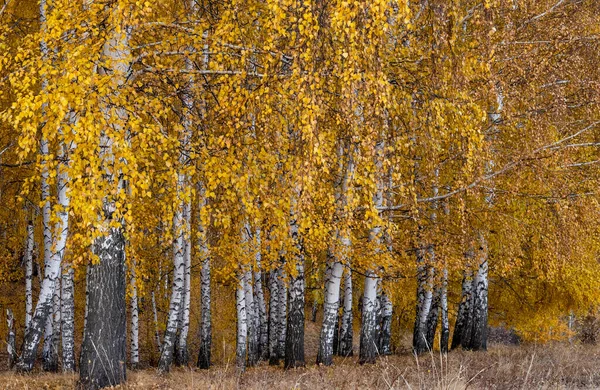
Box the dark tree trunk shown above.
[332,303,340,356]
[6,309,16,369]
[284,259,305,368]
[378,292,392,355]
[311,300,318,322]
[425,288,441,350]
[452,267,473,350]
[79,228,127,390]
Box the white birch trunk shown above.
[253,228,268,361]
[18,0,70,371]
[236,269,248,370]
[317,252,343,366]
[276,268,287,362]
[197,187,211,369]
[129,258,139,369]
[152,291,162,354]
[285,209,305,368]
[379,292,393,355]
[24,222,34,332]
[158,199,186,372]
[61,261,75,372]
[268,266,282,365]
[452,264,474,350]
[359,138,384,364]
[440,266,449,353]
[175,201,192,366]
[7,308,16,369]
[339,262,353,357]
[243,261,259,366]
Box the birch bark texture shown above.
[197,188,212,369]
[285,211,306,368]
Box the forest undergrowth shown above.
[2,344,600,389]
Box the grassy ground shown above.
[2,344,600,389]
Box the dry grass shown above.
[2,344,600,389]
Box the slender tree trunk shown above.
[197,188,211,369]
[17,0,70,372]
[61,262,75,372]
[6,309,16,369]
[253,228,268,361]
[451,265,474,350]
[332,300,341,356]
[425,286,441,350]
[130,259,140,369]
[151,292,162,354]
[464,236,488,351]
[413,248,434,354]
[79,228,127,389]
[285,212,305,368]
[158,204,186,373]
[339,265,353,357]
[268,267,282,365]
[311,300,318,323]
[317,251,343,366]
[236,269,248,370]
[360,138,384,365]
[175,202,192,367]
[24,222,34,332]
[379,292,392,355]
[440,266,449,353]
[277,268,288,361]
[244,265,259,367]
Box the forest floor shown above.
[1,344,600,389]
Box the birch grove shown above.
[2,0,600,388]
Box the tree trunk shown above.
[425,286,441,350]
[129,259,139,369]
[151,292,162,354]
[451,265,474,350]
[175,202,192,367]
[6,309,16,369]
[158,203,186,373]
[61,262,75,372]
[79,228,127,390]
[339,265,353,357]
[253,228,268,361]
[311,300,318,323]
[24,221,34,332]
[378,292,392,355]
[268,267,282,365]
[197,189,211,369]
[316,251,343,366]
[359,272,379,364]
[413,248,434,354]
[440,266,449,353]
[285,213,305,368]
[464,235,488,351]
[244,266,259,367]
[277,268,288,361]
[236,269,248,370]
[332,300,340,356]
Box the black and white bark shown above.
[175,202,192,367]
[359,138,385,365]
[79,228,127,389]
[425,285,441,350]
[268,264,287,365]
[451,265,474,350]
[158,204,186,372]
[42,279,61,372]
[463,236,488,351]
[243,262,259,367]
[129,258,139,369]
[6,309,16,369]
[332,299,341,356]
[197,187,211,369]
[318,141,355,366]
[151,291,162,354]
[236,268,248,370]
[61,261,75,372]
[412,248,434,354]
[338,264,353,357]
[24,222,34,332]
[17,0,71,373]
[440,266,449,353]
[378,292,392,355]
[317,250,343,366]
[285,211,305,368]
[253,228,268,361]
